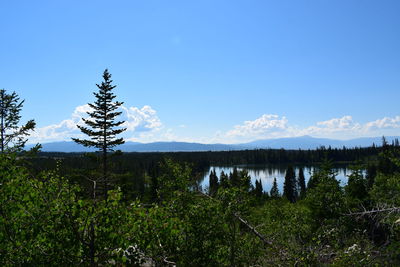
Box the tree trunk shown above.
[89,222,96,267]
[89,180,97,266]
[1,103,4,153]
[103,142,107,199]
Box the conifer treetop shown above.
[72,69,126,152]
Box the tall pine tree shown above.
[72,69,126,197]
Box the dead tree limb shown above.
[233,212,273,246]
[344,207,400,217]
[197,191,273,246]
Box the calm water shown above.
[200,164,355,193]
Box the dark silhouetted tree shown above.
[378,136,399,175]
[230,167,240,187]
[72,69,126,197]
[306,164,344,221]
[255,179,263,199]
[307,158,335,189]
[0,89,36,153]
[209,168,219,196]
[345,163,368,203]
[239,170,252,191]
[220,171,229,188]
[283,165,297,203]
[298,167,306,198]
[270,178,280,198]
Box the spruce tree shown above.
[0,89,36,153]
[255,179,263,199]
[209,168,219,196]
[72,69,126,197]
[239,170,252,191]
[283,165,297,203]
[230,167,240,187]
[298,167,306,198]
[220,171,229,188]
[270,177,280,198]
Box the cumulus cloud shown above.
[223,114,291,140]
[29,104,163,143]
[365,116,400,130]
[316,116,359,129]
[220,114,400,143]
[302,116,362,137]
[120,105,162,132]
[29,108,400,144]
[226,114,289,139]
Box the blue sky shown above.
[1,0,399,144]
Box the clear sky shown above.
[1,0,399,144]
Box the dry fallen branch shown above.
[197,191,273,246]
[344,206,400,217]
[233,212,273,246]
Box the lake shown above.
[200,164,356,193]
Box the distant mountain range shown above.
[26,135,399,152]
[242,135,398,150]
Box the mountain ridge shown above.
[26,136,398,152]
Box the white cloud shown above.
[226,114,289,139]
[29,108,400,144]
[365,116,400,130]
[220,114,400,143]
[120,105,162,132]
[29,104,163,144]
[316,116,359,130]
[302,116,362,137]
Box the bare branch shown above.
[233,212,273,246]
[344,206,400,217]
[197,190,273,246]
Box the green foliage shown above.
[0,154,81,264]
[156,158,191,203]
[0,89,37,153]
[219,170,229,188]
[0,154,144,265]
[306,166,345,222]
[2,141,400,265]
[370,173,400,206]
[345,164,368,208]
[371,153,400,206]
[251,200,313,262]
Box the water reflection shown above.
[200,164,354,193]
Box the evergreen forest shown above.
[1,72,400,266]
